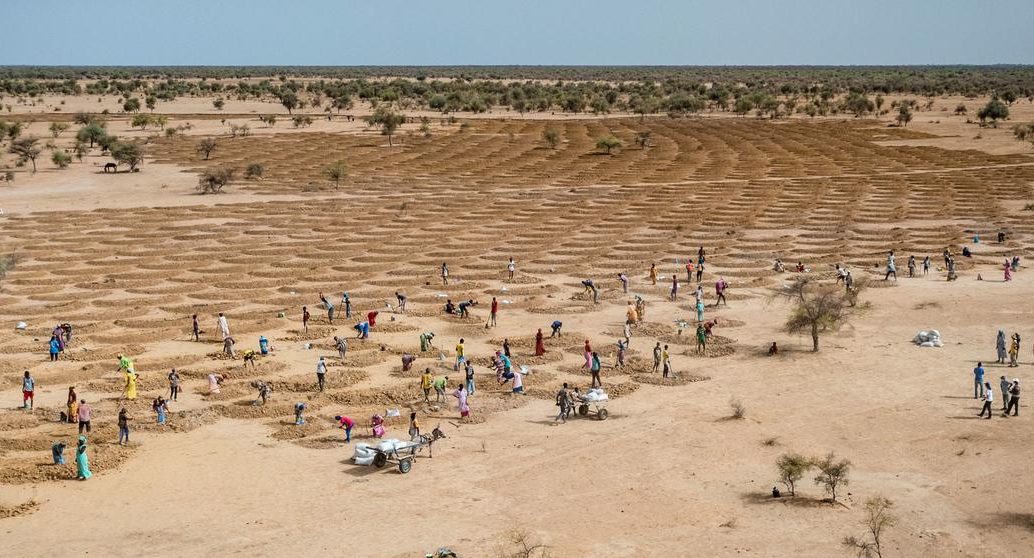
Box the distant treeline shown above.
[1,66,1031,118]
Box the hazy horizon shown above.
[6,0,1034,66]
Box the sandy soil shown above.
[0,102,1033,557]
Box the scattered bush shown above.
[51,150,71,169]
[596,135,623,154]
[978,98,1009,127]
[775,453,811,496]
[843,496,895,558]
[813,452,851,504]
[197,167,235,194]
[244,163,264,179]
[542,128,560,149]
[48,122,69,137]
[324,160,346,189]
[8,137,42,172]
[728,397,746,419]
[196,138,217,160]
[110,142,143,172]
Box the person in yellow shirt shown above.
[124,370,138,400]
[455,338,466,370]
[420,368,434,402]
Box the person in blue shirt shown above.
[49,336,61,361]
[973,362,985,398]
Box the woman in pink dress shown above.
[1004,259,1013,282]
[452,384,470,418]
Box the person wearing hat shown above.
[1006,379,1021,417]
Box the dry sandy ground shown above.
[0,101,1033,557]
[2,275,1033,557]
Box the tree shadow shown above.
[740,491,833,508]
[970,512,1034,533]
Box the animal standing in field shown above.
[103,163,117,173]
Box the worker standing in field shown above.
[489,297,499,327]
[217,313,230,339]
[715,277,729,307]
[670,274,679,301]
[649,263,658,285]
[192,314,200,341]
[653,342,662,373]
[507,258,516,281]
[884,250,897,281]
[335,336,348,360]
[316,356,328,392]
[302,306,311,333]
[441,262,449,285]
[319,292,335,324]
[618,273,629,293]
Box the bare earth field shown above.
[1,97,1033,557]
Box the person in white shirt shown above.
[978,382,994,419]
[316,357,328,392]
[507,258,516,281]
[217,313,230,339]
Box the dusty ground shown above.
[0,97,1033,557]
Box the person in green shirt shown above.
[433,376,449,403]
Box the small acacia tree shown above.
[542,128,560,149]
[197,167,235,194]
[776,453,812,497]
[813,452,851,505]
[131,113,152,130]
[51,150,72,169]
[977,98,1009,127]
[122,97,141,113]
[213,98,225,110]
[779,277,862,352]
[9,136,42,172]
[259,115,277,127]
[596,135,622,154]
[49,122,69,137]
[196,138,217,160]
[324,160,346,189]
[244,163,264,179]
[896,105,912,127]
[365,107,405,146]
[843,496,896,558]
[76,122,107,147]
[279,91,299,114]
[110,142,143,172]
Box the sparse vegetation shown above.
[779,277,863,352]
[324,160,346,189]
[9,136,42,172]
[843,496,896,558]
[977,98,1009,127]
[48,122,69,137]
[76,122,107,147]
[813,452,851,504]
[51,149,72,169]
[244,163,264,179]
[542,128,560,149]
[728,397,746,419]
[596,135,622,154]
[365,107,405,146]
[110,142,143,172]
[895,104,912,127]
[197,167,235,194]
[776,453,811,497]
[196,138,217,160]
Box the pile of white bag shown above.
[913,329,944,348]
[583,388,609,402]
[353,439,420,466]
[353,443,377,466]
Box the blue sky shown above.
[5,0,1033,66]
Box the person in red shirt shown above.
[335,415,355,443]
[302,306,311,333]
[367,311,379,328]
[489,297,499,327]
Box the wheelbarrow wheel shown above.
[399,458,413,474]
[578,404,589,416]
[597,408,609,420]
[373,452,387,468]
